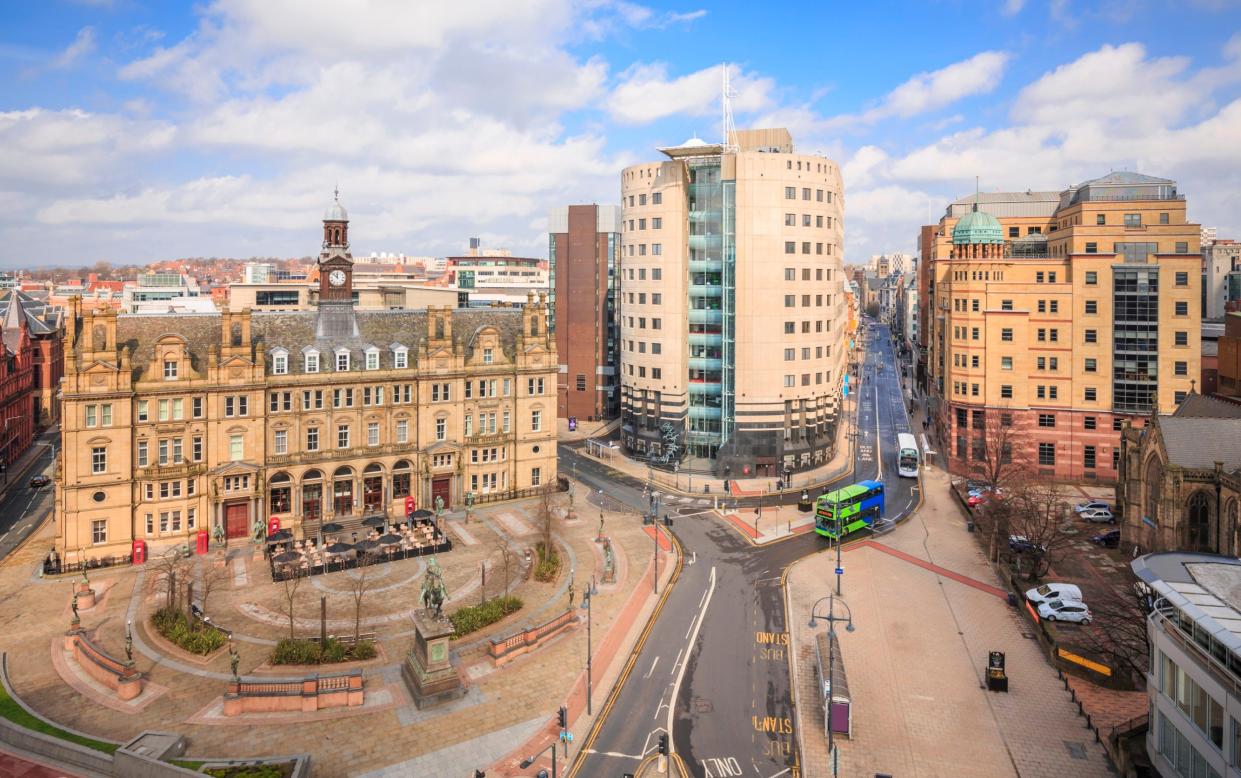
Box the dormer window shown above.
[163,360,178,380]
[335,349,350,372]
[364,347,379,371]
[271,348,288,376]
[304,349,320,373]
[483,348,494,365]
[391,344,408,369]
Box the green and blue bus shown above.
[814,480,885,540]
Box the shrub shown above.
[150,606,227,655]
[204,765,290,778]
[350,640,377,660]
[271,639,320,665]
[270,638,379,665]
[448,596,523,639]
[533,542,561,583]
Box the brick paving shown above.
[788,461,1115,778]
[0,749,81,778]
[0,486,661,777]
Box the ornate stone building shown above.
[54,195,558,562]
[1118,394,1241,555]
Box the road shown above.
[566,322,918,778]
[0,428,57,562]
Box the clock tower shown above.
[318,187,354,305]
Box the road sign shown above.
[835,567,844,575]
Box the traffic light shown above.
[657,733,669,755]
[557,705,568,729]
[473,772,485,778]
[722,479,729,492]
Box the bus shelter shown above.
[814,630,852,739]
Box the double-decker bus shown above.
[897,432,919,478]
[814,480,885,540]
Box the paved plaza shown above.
[788,462,1116,778]
[0,487,663,777]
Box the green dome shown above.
[952,206,1004,245]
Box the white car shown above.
[1037,600,1092,624]
[1075,501,1110,514]
[1080,508,1116,524]
[1026,583,1083,606]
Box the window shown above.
[784,295,796,308]
[784,241,795,254]
[367,422,379,446]
[229,435,243,461]
[305,351,319,373]
[1037,329,1046,342]
[1176,390,1188,405]
[273,352,288,375]
[1008,226,1019,238]
[1001,300,1013,311]
[336,351,350,371]
[531,467,542,487]
[1175,361,1188,376]
[1038,443,1055,466]
[653,192,661,205]
[192,435,203,462]
[1037,357,1046,370]
[528,377,545,395]
[193,397,203,418]
[1124,213,1141,227]
[1176,241,1189,254]
[531,409,542,432]
[1049,386,1058,399]
[1048,272,1056,283]
[1084,446,1096,469]
[394,349,408,369]
[337,424,350,449]
[1085,387,1097,401]
[1050,329,1058,342]
[1001,356,1013,370]
[1096,214,1105,225]
[435,418,446,441]
[972,327,979,340]
[274,430,287,455]
[136,440,148,467]
[802,187,811,200]
[365,350,379,370]
[91,447,106,474]
[91,520,107,545]
[396,419,408,444]
[1085,300,1097,314]
[1085,271,1097,285]
[1001,385,1013,399]
[784,186,796,199]
[1175,301,1188,316]
[1085,358,1097,373]
[1039,413,1056,428]
[1001,328,1013,342]
[652,217,662,229]
[1175,331,1188,346]
[306,428,319,451]
[1036,272,1044,283]
[1085,242,1097,254]
[1085,329,1097,344]
[163,360,178,380]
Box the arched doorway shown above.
[302,469,323,523]
[1186,492,1213,553]
[333,466,354,515]
[363,463,384,513]
[269,472,292,514]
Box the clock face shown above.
[328,269,346,287]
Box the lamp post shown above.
[808,594,856,776]
[834,491,843,596]
[520,740,558,778]
[580,579,597,715]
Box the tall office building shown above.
[926,172,1201,482]
[549,204,622,421]
[619,128,847,476]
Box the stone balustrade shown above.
[222,670,363,716]
[488,608,577,666]
[68,631,142,701]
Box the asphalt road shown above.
[566,322,919,778]
[0,427,57,562]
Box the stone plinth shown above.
[401,608,464,709]
[74,582,97,610]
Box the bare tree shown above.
[495,537,513,598]
[967,409,1033,493]
[152,550,191,612]
[1071,584,1153,686]
[1006,482,1077,581]
[346,553,376,644]
[538,481,557,558]
[195,559,228,623]
[279,566,305,639]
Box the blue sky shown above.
[1,0,1239,268]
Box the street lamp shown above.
[808,595,856,777]
[579,579,598,715]
[520,740,559,778]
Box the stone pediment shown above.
[425,441,462,454]
[81,359,119,373]
[210,461,260,477]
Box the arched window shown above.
[333,466,354,515]
[1187,492,1213,553]
[1229,498,1240,556]
[269,472,292,514]
[1144,457,1163,525]
[530,315,539,336]
[392,460,412,500]
[302,469,322,522]
[363,463,384,512]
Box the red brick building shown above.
[549,204,622,422]
[1,291,65,440]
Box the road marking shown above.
[701,756,744,777]
[765,768,791,778]
[644,656,660,679]
[667,566,716,750]
[671,648,683,672]
[685,617,696,639]
[583,749,644,760]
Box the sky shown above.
[1,0,1240,268]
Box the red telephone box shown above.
[195,530,209,555]
[267,516,281,537]
[405,495,416,517]
[132,538,147,565]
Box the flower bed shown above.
[533,542,561,582]
[151,606,228,656]
[449,596,523,639]
[269,638,377,665]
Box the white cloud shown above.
[608,62,774,125]
[1002,0,1025,15]
[51,27,95,69]
[856,51,1010,124]
[0,108,174,188]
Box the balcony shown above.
[689,309,723,325]
[688,382,723,396]
[689,259,723,273]
[688,332,723,347]
[689,357,723,371]
[689,285,723,299]
[689,406,722,420]
[688,234,722,251]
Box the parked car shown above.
[1026,583,1084,606]
[1037,599,1092,624]
[1091,529,1121,548]
[28,475,50,489]
[1075,500,1110,514]
[1009,535,1046,554]
[1079,508,1116,524]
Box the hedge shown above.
[269,638,377,665]
[448,596,523,639]
[151,606,228,655]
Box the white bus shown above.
[897,432,919,478]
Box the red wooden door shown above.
[431,477,451,511]
[225,502,249,539]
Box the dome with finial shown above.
[952,203,1003,245]
[324,187,348,222]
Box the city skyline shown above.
[0,1,1238,267]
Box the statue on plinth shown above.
[70,589,79,625]
[420,557,448,619]
[228,641,240,681]
[597,511,605,542]
[124,620,133,663]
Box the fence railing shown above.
[488,609,577,664]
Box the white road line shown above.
[874,380,884,481]
[672,648,683,672]
[684,616,696,639]
[667,566,716,753]
[766,769,791,778]
[584,750,644,760]
[644,656,660,679]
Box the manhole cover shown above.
[1064,741,1087,760]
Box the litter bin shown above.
[1006,592,1018,607]
[966,520,975,532]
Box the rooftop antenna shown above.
[722,63,738,153]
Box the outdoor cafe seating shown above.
[267,516,450,581]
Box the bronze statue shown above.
[568,579,575,607]
[124,621,133,663]
[420,557,449,618]
[70,589,79,621]
[228,641,240,681]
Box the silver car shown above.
[1080,508,1115,524]
[1037,600,1092,624]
